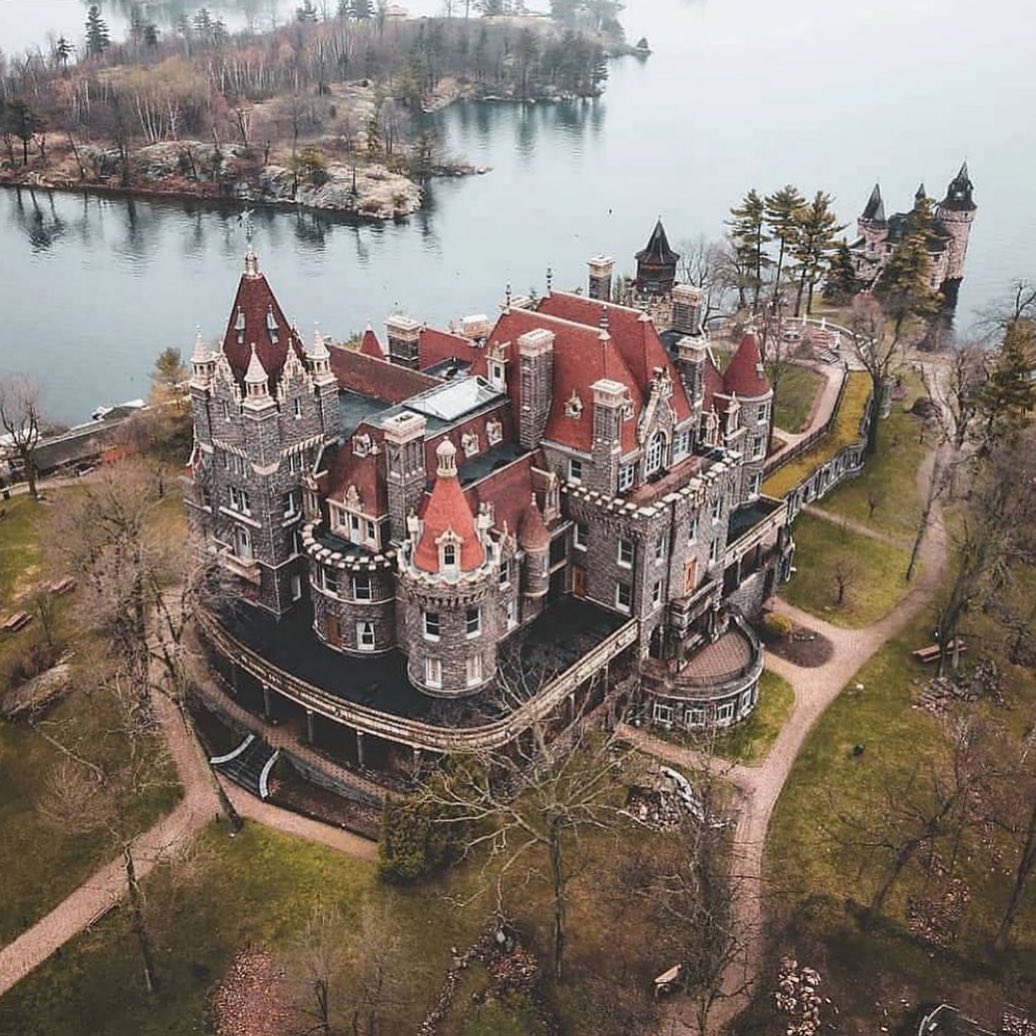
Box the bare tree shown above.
[38,672,177,992]
[920,346,989,454]
[848,295,905,455]
[0,373,44,499]
[993,751,1036,950]
[419,666,634,982]
[975,278,1036,342]
[677,235,734,328]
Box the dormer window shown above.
[565,392,583,418]
[293,397,302,420]
[234,308,245,344]
[353,434,372,458]
[266,307,279,343]
[443,543,457,567]
[486,419,503,446]
[488,358,505,391]
[645,430,667,476]
[461,431,479,457]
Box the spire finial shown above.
[505,282,512,309]
[244,249,260,277]
[546,266,553,292]
[436,439,458,478]
[599,306,610,333]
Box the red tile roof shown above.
[488,308,642,454]
[723,331,771,399]
[414,444,484,573]
[328,346,440,403]
[418,327,482,372]
[221,256,305,385]
[537,292,693,424]
[519,494,551,551]
[463,453,536,541]
[358,327,385,360]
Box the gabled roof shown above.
[414,442,484,573]
[359,326,385,359]
[418,327,483,373]
[328,347,441,403]
[537,292,693,424]
[861,183,886,223]
[463,452,537,540]
[723,331,771,399]
[220,252,305,385]
[635,219,680,266]
[488,308,642,454]
[324,438,388,517]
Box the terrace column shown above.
[262,684,272,721]
[413,747,422,771]
[356,730,366,767]
[306,709,315,745]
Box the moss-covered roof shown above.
[762,372,872,499]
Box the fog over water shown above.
[1,0,1033,422]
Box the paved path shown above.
[800,503,912,549]
[767,361,846,464]
[0,688,376,999]
[628,444,949,1034]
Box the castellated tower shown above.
[398,440,501,697]
[936,163,977,294]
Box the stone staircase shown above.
[211,734,279,800]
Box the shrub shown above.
[761,611,794,641]
[377,794,467,884]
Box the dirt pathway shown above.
[0,688,376,999]
[799,503,912,549]
[630,445,949,1034]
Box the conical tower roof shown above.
[940,161,976,211]
[519,494,551,552]
[723,330,770,399]
[861,183,886,223]
[413,441,485,574]
[635,219,680,265]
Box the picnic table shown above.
[912,639,966,664]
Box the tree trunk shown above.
[865,385,882,455]
[549,824,565,982]
[994,797,1036,950]
[123,844,158,992]
[866,841,917,925]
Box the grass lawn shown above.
[0,790,689,1035]
[814,382,931,541]
[773,367,825,435]
[656,671,796,766]
[763,372,872,500]
[0,493,43,601]
[781,513,912,627]
[760,574,1036,1032]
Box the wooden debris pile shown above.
[914,659,1005,715]
[212,947,293,1036]
[1001,1006,1036,1036]
[774,956,825,1036]
[907,877,971,948]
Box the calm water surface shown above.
[1,0,1034,422]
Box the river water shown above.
[1,0,1033,422]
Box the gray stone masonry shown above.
[517,329,554,450]
[311,561,397,655]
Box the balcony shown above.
[218,549,261,585]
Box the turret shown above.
[519,494,551,622]
[722,331,772,500]
[242,346,275,413]
[936,162,977,289]
[635,219,680,297]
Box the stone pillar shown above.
[356,729,366,767]
[306,708,315,744]
[262,684,272,721]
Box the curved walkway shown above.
[0,685,376,999]
[626,445,949,1034]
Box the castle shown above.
[849,163,977,305]
[185,229,794,774]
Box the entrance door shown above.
[572,566,588,598]
[326,613,341,647]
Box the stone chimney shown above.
[587,255,615,302]
[671,283,704,336]
[385,315,422,370]
[517,328,555,450]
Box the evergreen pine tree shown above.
[976,320,1036,444]
[824,242,860,305]
[874,195,939,341]
[85,5,110,58]
[54,36,74,71]
[726,189,771,311]
[764,184,806,309]
[790,191,846,315]
[352,0,373,19]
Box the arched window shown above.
[442,543,457,568]
[645,431,667,475]
[235,526,252,560]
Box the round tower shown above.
[519,494,551,623]
[722,330,773,500]
[936,163,977,293]
[398,440,500,698]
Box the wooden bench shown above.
[911,640,966,664]
[48,576,77,596]
[1,612,32,633]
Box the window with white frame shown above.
[673,430,691,458]
[751,434,765,460]
[710,495,722,523]
[618,464,635,493]
[569,458,583,483]
[645,430,667,475]
[617,538,634,567]
[220,399,231,421]
[749,471,762,497]
[349,513,361,539]
[688,515,698,542]
[717,700,735,723]
[498,561,510,586]
[288,451,302,474]
[655,533,667,562]
[234,526,252,560]
[740,688,753,715]
[465,606,481,637]
[321,566,339,595]
[283,489,301,519]
[616,581,632,611]
[293,397,303,419]
[652,580,663,606]
[652,702,674,725]
[229,487,252,515]
[506,597,518,629]
[290,574,302,601]
[466,655,483,687]
[709,538,719,564]
[442,542,457,568]
[759,401,771,424]
[356,621,376,651]
[685,706,706,729]
[425,657,442,688]
[486,419,503,446]
[574,522,588,550]
[423,611,440,641]
[352,573,372,600]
